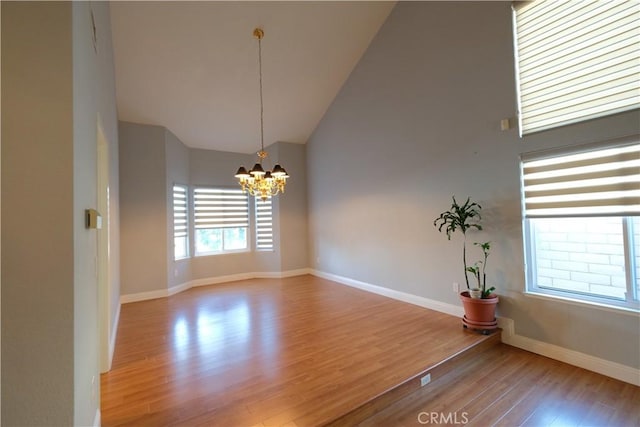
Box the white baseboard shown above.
[311,269,463,317]
[93,408,101,427]
[279,268,314,278]
[108,302,121,369]
[120,268,313,304]
[187,272,255,289]
[120,288,168,304]
[311,269,640,387]
[499,318,640,386]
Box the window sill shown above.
[194,249,250,257]
[524,290,639,316]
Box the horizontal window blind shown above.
[173,185,189,259]
[255,197,274,251]
[522,142,640,218]
[173,185,188,239]
[193,188,248,229]
[513,0,640,134]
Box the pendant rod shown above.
[256,28,265,156]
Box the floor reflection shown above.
[173,316,190,362]
[196,301,250,356]
[168,293,282,384]
[257,298,279,378]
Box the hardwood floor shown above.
[360,343,640,426]
[101,275,494,426]
[101,275,639,426]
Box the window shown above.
[173,185,189,259]
[521,140,640,311]
[512,0,640,135]
[193,188,249,255]
[255,197,274,251]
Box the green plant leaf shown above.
[482,287,496,298]
[433,196,484,290]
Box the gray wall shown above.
[277,142,309,271]
[119,122,168,295]
[2,4,74,423]
[72,2,120,424]
[2,2,120,425]
[306,1,640,369]
[166,129,191,288]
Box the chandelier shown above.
[235,28,289,202]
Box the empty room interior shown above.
[2,1,640,426]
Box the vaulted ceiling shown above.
[110,1,395,153]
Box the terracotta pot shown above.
[460,291,498,323]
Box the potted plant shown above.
[433,197,498,333]
[465,242,495,299]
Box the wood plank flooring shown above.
[360,343,640,427]
[101,275,640,426]
[101,275,495,426]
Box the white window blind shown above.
[193,188,249,230]
[255,197,274,251]
[193,188,249,255]
[173,185,188,259]
[513,0,640,135]
[521,141,640,218]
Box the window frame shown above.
[521,137,640,313]
[192,186,250,257]
[523,217,639,313]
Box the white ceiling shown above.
[110,1,395,153]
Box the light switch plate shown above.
[85,209,102,229]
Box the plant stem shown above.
[482,246,488,293]
[463,234,470,289]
